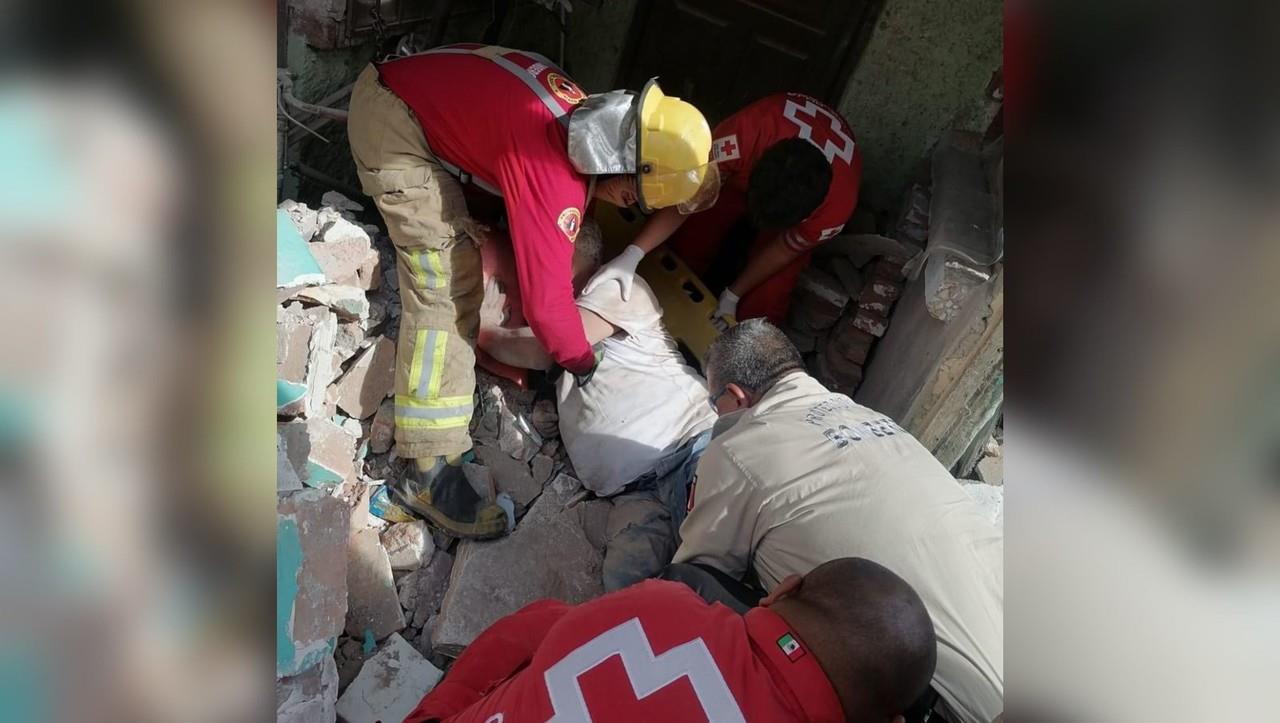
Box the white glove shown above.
[711,289,740,332]
[582,244,644,300]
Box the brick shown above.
[334,336,396,420]
[813,350,863,396]
[787,266,849,334]
[433,475,603,653]
[345,528,406,640]
[824,314,877,365]
[828,256,864,299]
[851,307,889,337]
[335,634,442,723]
[277,490,350,677]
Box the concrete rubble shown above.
[432,473,605,655]
[335,633,443,723]
[277,193,586,714]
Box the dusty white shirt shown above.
[675,371,1004,723]
[557,277,717,496]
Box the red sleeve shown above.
[785,148,862,252]
[497,151,595,373]
[404,599,573,722]
[709,115,746,185]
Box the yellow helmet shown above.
[635,79,717,213]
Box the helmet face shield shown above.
[674,161,721,214]
[634,78,714,212]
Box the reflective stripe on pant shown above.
[348,64,482,459]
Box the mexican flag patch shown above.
[777,633,805,662]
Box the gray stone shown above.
[577,499,612,552]
[277,425,308,491]
[474,443,540,509]
[335,634,442,723]
[345,529,406,640]
[382,520,434,571]
[531,454,555,486]
[277,490,349,678]
[369,398,395,454]
[276,652,338,723]
[433,475,602,654]
[321,190,364,214]
[976,455,1003,486]
[414,550,454,629]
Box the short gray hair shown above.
[705,319,804,395]
[573,218,604,272]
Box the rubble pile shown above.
[782,185,927,395]
[276,193,607,722]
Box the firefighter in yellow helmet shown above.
[350,44,713,538]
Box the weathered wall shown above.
[837,0,1002,214]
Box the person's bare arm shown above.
[728,233,802,298]
[479,308,619,371]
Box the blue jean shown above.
[600,429,711,592]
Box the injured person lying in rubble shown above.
[478,219,717,591]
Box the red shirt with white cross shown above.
[377,45,595,373]
[404,580,845,723]
[710,92,862,251]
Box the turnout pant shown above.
[348,64,482,459]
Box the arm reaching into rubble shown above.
[671,445,757,579]
[404,599,572,722]
[582,206,689,299]
[479,308,618,371]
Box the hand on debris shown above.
[711,288,740,332]
[480,276,508,328]
[582,244,644,300]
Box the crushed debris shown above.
[276,192,584,719]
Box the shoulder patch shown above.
[547,72,586,105]
[557,207,582,242]
[712,134,741,162]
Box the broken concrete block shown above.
[473,443,540,509]
[278,424,309,492]
[334,337,396,420]
[294,284,370,321]
[530,454,554,486]
[369,398,395,455]
[310,237,380,291]
[335,633,442,723]
[321,190,364,215]
[294,417,356,487]
[332,321,367,369]
[277,209,326,288]
[345,528,406,640]
[318,215,371,246]
[413,550,454,629]
[382,520,434,571]
[279,199,320,242]
[276,652,338,723]
[278,490,349,677]
[433,474,602,653]
[977,455,1003,486]
[278,304,339,419]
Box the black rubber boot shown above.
[388,455,508,539]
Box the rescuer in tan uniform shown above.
[673,319,1004,723]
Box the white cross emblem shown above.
[782,97,856,165]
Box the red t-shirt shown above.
[406,580,845,722]
[378,45,595,373]
[710,93,862,252]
